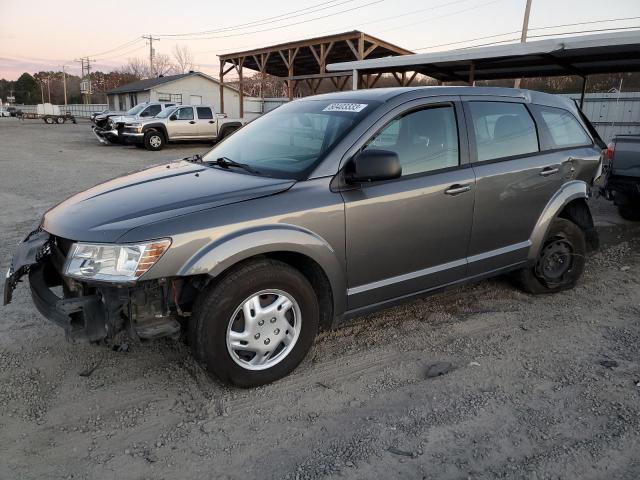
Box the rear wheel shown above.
[618,203,640,221]
[190,259,319,387]
[56,116,65,124]
[44,116,54,124]
[513,218,586,294]
[143,130,165,151]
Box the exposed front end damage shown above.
[4,230,197,342]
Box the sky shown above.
[1,0,639,80]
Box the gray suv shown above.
[4,87,603,387]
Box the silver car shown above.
[4,87,604,387]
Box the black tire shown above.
[143,130,165,151]
[56,116,65,124]
[189,259,319,387]
[618,203,640,221]
[44,117,54,124]
[513,218,586,294]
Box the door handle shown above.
[539,166,559,177]
[444,184,471,195]
[189,121,196,124]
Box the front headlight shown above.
[63,239,171,282]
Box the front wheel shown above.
[143,130,165,151]
[513,218,586,294]
[190,259,319,387]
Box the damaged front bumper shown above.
[91,126,120,145]
[4,230,183,342]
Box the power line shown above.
[169,0,385,41]
[156,0,353,37]
[413,15,640,51]
[374,0,504,35]
[84,37,144,59]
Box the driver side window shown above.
[363,105,459,176]
[176,107,194,120]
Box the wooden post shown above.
[580,75,588,109]
[219,59,225,114]
[352,69,359,90]
[468,62,475,85]
[238,57,244,118]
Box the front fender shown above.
[142,123,168,138]
[528,180,589,261]
[177,224,347,316]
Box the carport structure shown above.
[326,31,640,108]
[218,31,412,117]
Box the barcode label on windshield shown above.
[323,103,368,113]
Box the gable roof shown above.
[106,71,236,94]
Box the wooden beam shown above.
[345,39,359,59]
[309,45,321,67]
[278,50,290,69]
[358,33,365,60]
[363,42,378,59]
[405,71,418,86]
[369,72,382,88]
[392,72,403,86]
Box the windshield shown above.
[156,105,179,118]
[202,99,379,179]
[126,104,146,115]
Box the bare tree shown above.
[173,45,195,74]
[153,54,177,76]
[120,57,150,78]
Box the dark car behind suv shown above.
[4,87,603,387]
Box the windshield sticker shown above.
[323,103,368,113]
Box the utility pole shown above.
[61,65,68,106]
[46,76,51,103]
[75,58,85,103]
[142,35,160,77]
[40,81,45,104]
[86,58,94,104]
[514,0,533,89]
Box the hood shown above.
[42,161,295,243]
[109,114,139,125]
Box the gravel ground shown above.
[1,118,640,480]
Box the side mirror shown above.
[346,149,401,183]
[169,114,177,121]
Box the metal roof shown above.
[326,31,640,82]
[219,30,413,77]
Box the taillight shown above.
[605,142,615,160]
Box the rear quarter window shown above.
[531,105,592,150]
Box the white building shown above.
[106,71,247,117]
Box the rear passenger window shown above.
[363,105,459,176]
[533,106,591,149]
[468,102,539,162]
[197,107,213,119]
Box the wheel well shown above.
[558,198,599,252]
[203,252,334,331]
[263,252,334,331]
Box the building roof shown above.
[326,30,640,82]
[106,71,235,95]
[219,30,413,77]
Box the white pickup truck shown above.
[122,105,245,150]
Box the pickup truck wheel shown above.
[190,259,319,387]
[618,203,640,221]
[44,117,54,124]
[513,218,586,294]
[56,116,65,124]
[143,130,165,151]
